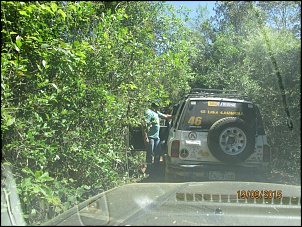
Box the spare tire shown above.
[207,117,255,164]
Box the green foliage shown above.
[188,1,300,176]
[242,28,301,174]
[1,1,193,224]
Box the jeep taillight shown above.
[171,140,180,157]
[263,144,271,162]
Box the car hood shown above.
[43,181,301,226]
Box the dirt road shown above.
[139,160,300,186]
[140,160,166,183]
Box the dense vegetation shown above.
[1,1,300,225]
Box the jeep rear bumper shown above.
[164,155,271,182]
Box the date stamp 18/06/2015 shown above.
[237,190,282,199]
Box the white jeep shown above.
[164,89,271,182]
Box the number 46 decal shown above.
[188,116,202,125]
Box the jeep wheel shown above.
[207,117,255,164]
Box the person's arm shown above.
[141,125,149,145]
[142,110,151,145]
[160,113,174,119]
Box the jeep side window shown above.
[170,103,180,127]
[173,101,186,130]
[180,100,208,130]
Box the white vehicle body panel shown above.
[167,130,269,165]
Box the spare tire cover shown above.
[207,117,255,164]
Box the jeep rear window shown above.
[179,100,257,131]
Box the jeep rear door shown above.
[179,99,257,131]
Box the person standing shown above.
[142,100,173,173]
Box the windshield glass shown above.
[1,1,300,226]
[179,100,257,130]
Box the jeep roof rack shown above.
[186,88,248,100]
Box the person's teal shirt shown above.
[144,109,164,139]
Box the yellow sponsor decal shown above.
[220,111,243,115]
[208,101,218,106]
[200,110,206,114]
[205,110,243,115]
[198,150,210,157]
[208,110,219,114]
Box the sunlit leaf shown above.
[52,83,58,90]
[6,118,15,126]
[19,11,29,16]
[58,9,66,20]
[104,32,109,40]
[45,6,54,14]
[41,44,49,48]
[51,2,58,12]
[14,44,20,52]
